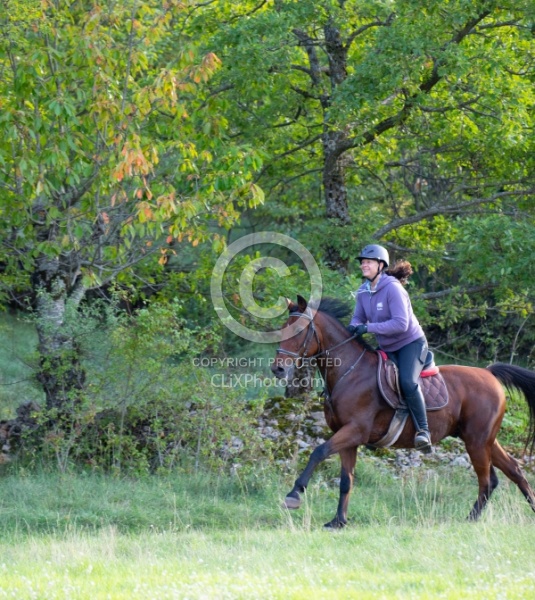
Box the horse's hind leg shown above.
[491,441,535,512]
[324,447,357,530]
[464,441,497,521]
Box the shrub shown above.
[16,299,267,474]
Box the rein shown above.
[276,309,357,364]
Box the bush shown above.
[16,299,268,474]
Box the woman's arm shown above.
[366,285,410,336]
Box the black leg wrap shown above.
[339,472,351,495]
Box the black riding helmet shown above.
[357,244,390,268]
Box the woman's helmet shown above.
[358,244,389,267]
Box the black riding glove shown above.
[347,324,367,337]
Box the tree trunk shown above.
[33,255,87,413]
[322,128,351,273]
[293,22,351,274]
[321,22,350,273]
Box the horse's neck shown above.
[319,323,355,356]
[317,324,368,380]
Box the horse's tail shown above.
[487,362,535,455]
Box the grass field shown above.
[1,313,535,597]
[1,463,535,599]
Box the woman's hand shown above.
[347,324,367,336]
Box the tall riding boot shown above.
[404,386,432,453]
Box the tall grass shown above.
[1,452,533,534]
[1,313,535,597]
[0,465,535,598]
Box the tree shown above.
[0,0,263,411]
[186,0,535,363]
[192,0,534,267]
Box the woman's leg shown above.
[391,339,432,452]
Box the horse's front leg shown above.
[324,447,357,529]
[283,425,361,509]
[284,441,331,508]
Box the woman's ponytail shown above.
[386,260,413,286]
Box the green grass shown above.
[1,524,534,599]
[1,463,535,598]
[1,314,535,597]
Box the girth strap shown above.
[366,409,410,449]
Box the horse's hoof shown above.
[283,495,301,509]
[324,519,346,530]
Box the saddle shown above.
[377,350,449,411]
[368,350,449,449]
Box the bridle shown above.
[275,307,367,414]
[275,308,321,369]
[275,307,360,368]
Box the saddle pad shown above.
[377,349,438,377]
[377,351,449,411]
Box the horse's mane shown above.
[314,297,352,323]
[309,296,375,352]
[289,297,350,322]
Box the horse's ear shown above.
[297,295,308,312]
[286,297,296,312]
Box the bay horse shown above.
[271,295,535,527]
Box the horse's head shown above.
[271,295,321,380]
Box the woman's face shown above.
[360,258,381,280]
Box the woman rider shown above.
[347,244,433,453]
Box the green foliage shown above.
[0,0,268,413]
[457,215,535,295]
[0,313,43,418]
[500,389,532,452]
[13,300,267,474]
[0,0,264,295]
[1,0,535,436]
[185,0,535,364]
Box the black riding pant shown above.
[386,337,428,398]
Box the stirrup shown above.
[414,430,433,454]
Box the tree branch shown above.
[416,284,497,300]
[419,96,481,113]
[290,85,322,100]
[292,28,322,86]
[51,168,101,208]
[254,133,323,182]
[345,13,395,48]
[373,188,535,238]
[339,10,492,155]
[476,20,523,31]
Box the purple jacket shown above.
[349,274,425,352]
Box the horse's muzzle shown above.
[271,360,294,380]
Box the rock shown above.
[395,449,423,470]
[231,437,244,450]
[451,454,471,468]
